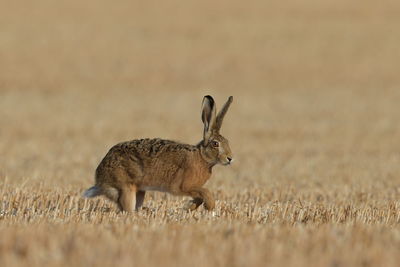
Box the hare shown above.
[83,95,233,212]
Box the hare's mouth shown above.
[221,157,233,166]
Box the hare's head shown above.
[199,95,233,166]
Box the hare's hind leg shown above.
[135,190,146,211]
[118,184,137,212]
[102,186,119,203]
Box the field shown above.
[1,1,400,266]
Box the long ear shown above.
[215,96,233,132]
[201,95,216,144]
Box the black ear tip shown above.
[228,96,233,101]
[204,95,215,103]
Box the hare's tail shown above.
[83,186,102,198]
[83,185,119,202]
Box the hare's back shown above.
[97,138,196,173]
[118,138,197,158]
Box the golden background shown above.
[1,1,400,266]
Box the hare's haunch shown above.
[84,95,233,212]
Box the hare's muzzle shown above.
[223,157,233,165]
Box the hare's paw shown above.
[204,199,215,210]
[184,198,203,211]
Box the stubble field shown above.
[1,1,400,266]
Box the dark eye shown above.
[211,141,219,148]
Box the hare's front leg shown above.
[185,187,215,211]
[185,198,203,211]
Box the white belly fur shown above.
[139,186,168,192]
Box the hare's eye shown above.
[211,141,219,148]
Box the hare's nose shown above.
[227,157,233,163]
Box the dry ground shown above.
[1,1,400,266]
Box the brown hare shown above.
[84,95,233,212]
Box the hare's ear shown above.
[215,96,233,132]
[201,95,216,144]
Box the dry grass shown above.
[1,1,400,266]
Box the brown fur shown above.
[84,96,233,212]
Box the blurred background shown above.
[1,0,400,194]
[2,2,400,266]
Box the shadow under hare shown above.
[84,95,233,212]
